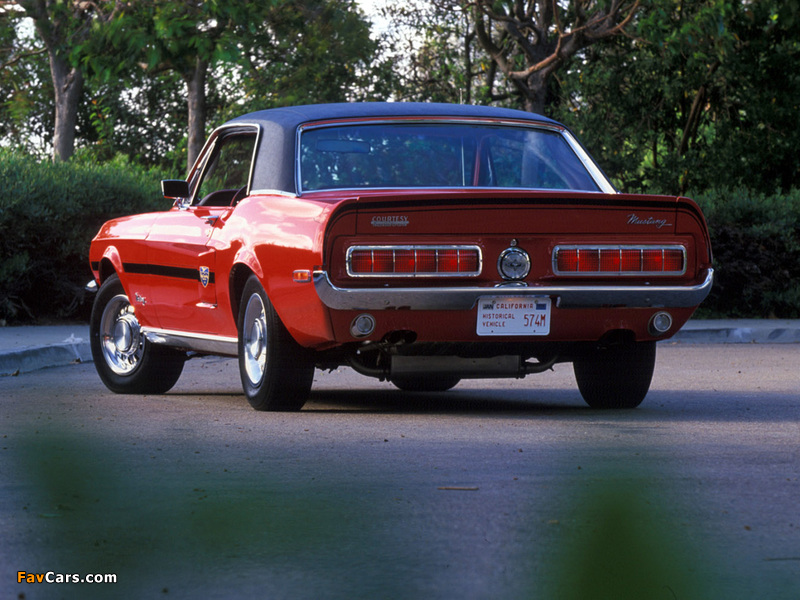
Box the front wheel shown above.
[238,275,314,411]
[573,341,656,409]
[90,275,185,394]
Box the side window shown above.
[195,132,257,206]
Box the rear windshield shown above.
[299,122,601,192]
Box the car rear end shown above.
[299,114,713,407]
[317,190,712,346]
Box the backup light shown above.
[350,314,376,338]
[649,311,674,336]
[554,246,686,276]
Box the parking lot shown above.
[2,341,799,599]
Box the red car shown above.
[88,102,713,410]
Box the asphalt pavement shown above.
[1,319,799,377]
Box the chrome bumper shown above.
[313,268,714,311]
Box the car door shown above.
[145,126,258,334]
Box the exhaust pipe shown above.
[389,354,557,380]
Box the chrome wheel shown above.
[237,275,314,411]
[242,292,267,386]
[90,274,185,394]
[99,294,144,376]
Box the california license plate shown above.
[476,296,551,336]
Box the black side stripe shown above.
[123,263,215,284]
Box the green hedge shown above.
[1,153,798,322]
[694,188,800,318]
[0,151,169,323]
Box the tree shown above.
[471,0,641,113]
[381,0,485,105]
[553,0,800,195]
[234,0,389,112]
[97,1,277,170]
[1,0,389,171]
[707,0,800,193]
[381,1,641,114]
[6,0,129,161]
[98,0,385,171]
[0,4,53,156]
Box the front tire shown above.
[237,275,314,411]
[573,341,656,409]
[90,275,185,394]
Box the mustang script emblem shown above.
[627,213,672,229]
[371,215,409,227]
[199,266,210,288]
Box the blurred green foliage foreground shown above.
[10,430,712,599]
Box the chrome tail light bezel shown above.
[553,245,687,276]
[346,245,483,278]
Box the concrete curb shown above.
[0,342,92,376]
[672,319,800,345]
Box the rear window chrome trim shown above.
[552,245,688,277]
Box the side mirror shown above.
[161,179,190,200]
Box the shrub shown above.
[0,151,169,323]
[693,188,800,318]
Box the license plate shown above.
[476,296,551,336]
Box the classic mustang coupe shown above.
[88,102,713,410]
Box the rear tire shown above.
[237,275,314,411]
[90,275,185,394]
[573,341,656,409]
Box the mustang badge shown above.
[199,266,211,288]
[627,213,672,229]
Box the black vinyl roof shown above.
[227,102,561,195]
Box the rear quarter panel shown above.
[217,194,343,347]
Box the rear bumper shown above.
[313,268,714,311]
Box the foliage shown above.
[382,0,489,105]
[75,70,189,175]
[227,0,391,115]
[0,4,54,157]
[0,150,168,322]
[470,0,641,113]
[1,0,390,170]
[386,1,800,198]
[385,0,641,113]
[694,187,800,318]
[554,0,800,196]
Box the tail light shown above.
[554,246,686,275]
[347,245,482,277]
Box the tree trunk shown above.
[522,71,548,115]
[185,59,209,172]
[25,0,84,163]
[48,52,84,162]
